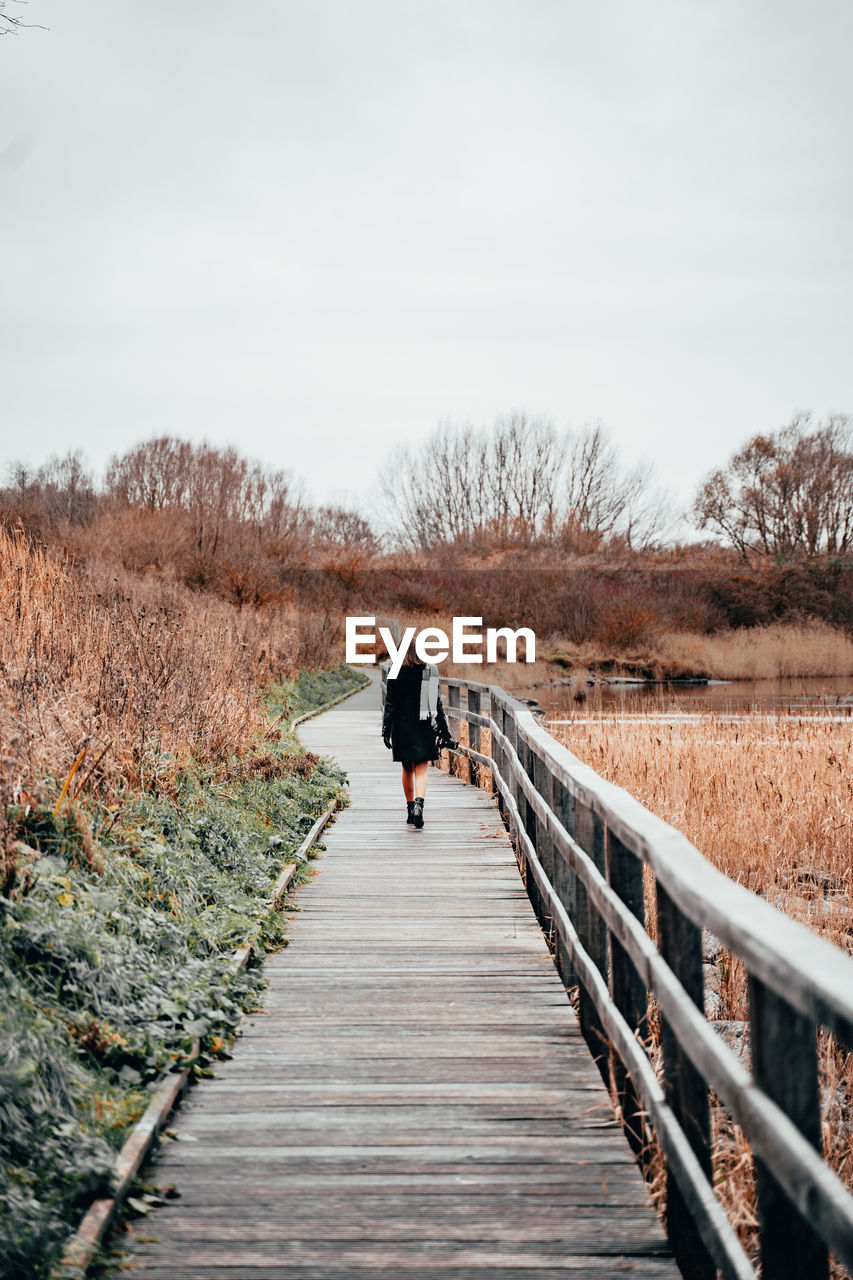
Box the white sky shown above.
[1,0,851,519]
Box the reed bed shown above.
[549,708,853,952]
[0,526,300,822]
[549,705,853,1275]
[385,613,853,691]
[649,619,853,680]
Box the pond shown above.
[534,675,853,722]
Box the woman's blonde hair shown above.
[403,646,425,668]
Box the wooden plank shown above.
[463,679,853,1044]
[140,1212,669,1242]
[123,676,675,1280]
[122,1261,680,1279]
[120,1239,675,1262]
[139,1174,659,1207]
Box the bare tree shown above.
[105,437,193,510]
[2,450,96,526]
[563,424,633,538]
[0,1,44,34]
[311,505,379,555]
[561,424,671,549]
[693,414,853,557]
[379,414,665,552]
[105,437,304,556]
[378,421,492,549]
[379,413,568,549]
[487,413,566,539]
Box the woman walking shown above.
[381,650,456,828]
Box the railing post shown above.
[492,697,505,816]
[467,687,481,786]
[501,707,523,861]
[481,689,493,793]
[518,736,541,921]
[606,831,649,1161]
[551,778,577,987]
[520,738,537,848]
[446,683,461,773]
[532,751,554,941]
[748,977,829,1280]
[573,799,610,1085]
[656,884,715,1280]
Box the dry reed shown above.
[650,620,853,680]
[549,706,853,1275]
[549,709,853,952]
[0,526,299,819]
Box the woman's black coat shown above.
[382,665,452,764]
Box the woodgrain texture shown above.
[447,677,853,1278]
[123,676,675,1279]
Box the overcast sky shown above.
[1,0,851,518]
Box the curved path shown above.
[125,677,676,1279]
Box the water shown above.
[536,675,853,722]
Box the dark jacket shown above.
[382,665,452,764]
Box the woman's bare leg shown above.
[401,764,415,802]
[413,761,428,799]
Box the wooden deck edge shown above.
[54,795,339,1279]
[54,677,354,1277]
[54,1038,200,1280]
[270,799,339,907]
[55,941,259,1277]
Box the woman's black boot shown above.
[406,801,415,825]
[412,797,424,829]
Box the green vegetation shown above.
[277,663,371,720]
[0,666,364,1280]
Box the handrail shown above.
[382,668,853,1280]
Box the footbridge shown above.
[124,673,853,1280]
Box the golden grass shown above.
[649,620,853,680]
[0,526,298,816]
[440,655,553,694]
[548,706,853,1274]
[549,709,853,952]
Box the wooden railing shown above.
[383,670,853,1280]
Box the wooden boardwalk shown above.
[125,677,676,1279]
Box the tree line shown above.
[380,410,853,558]
[3,411,853,569]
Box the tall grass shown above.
[0,526,298,819]
[649,619,853,679]
[0,521,363,1275]
[549,709,853,949]
[549,707,853,1274]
